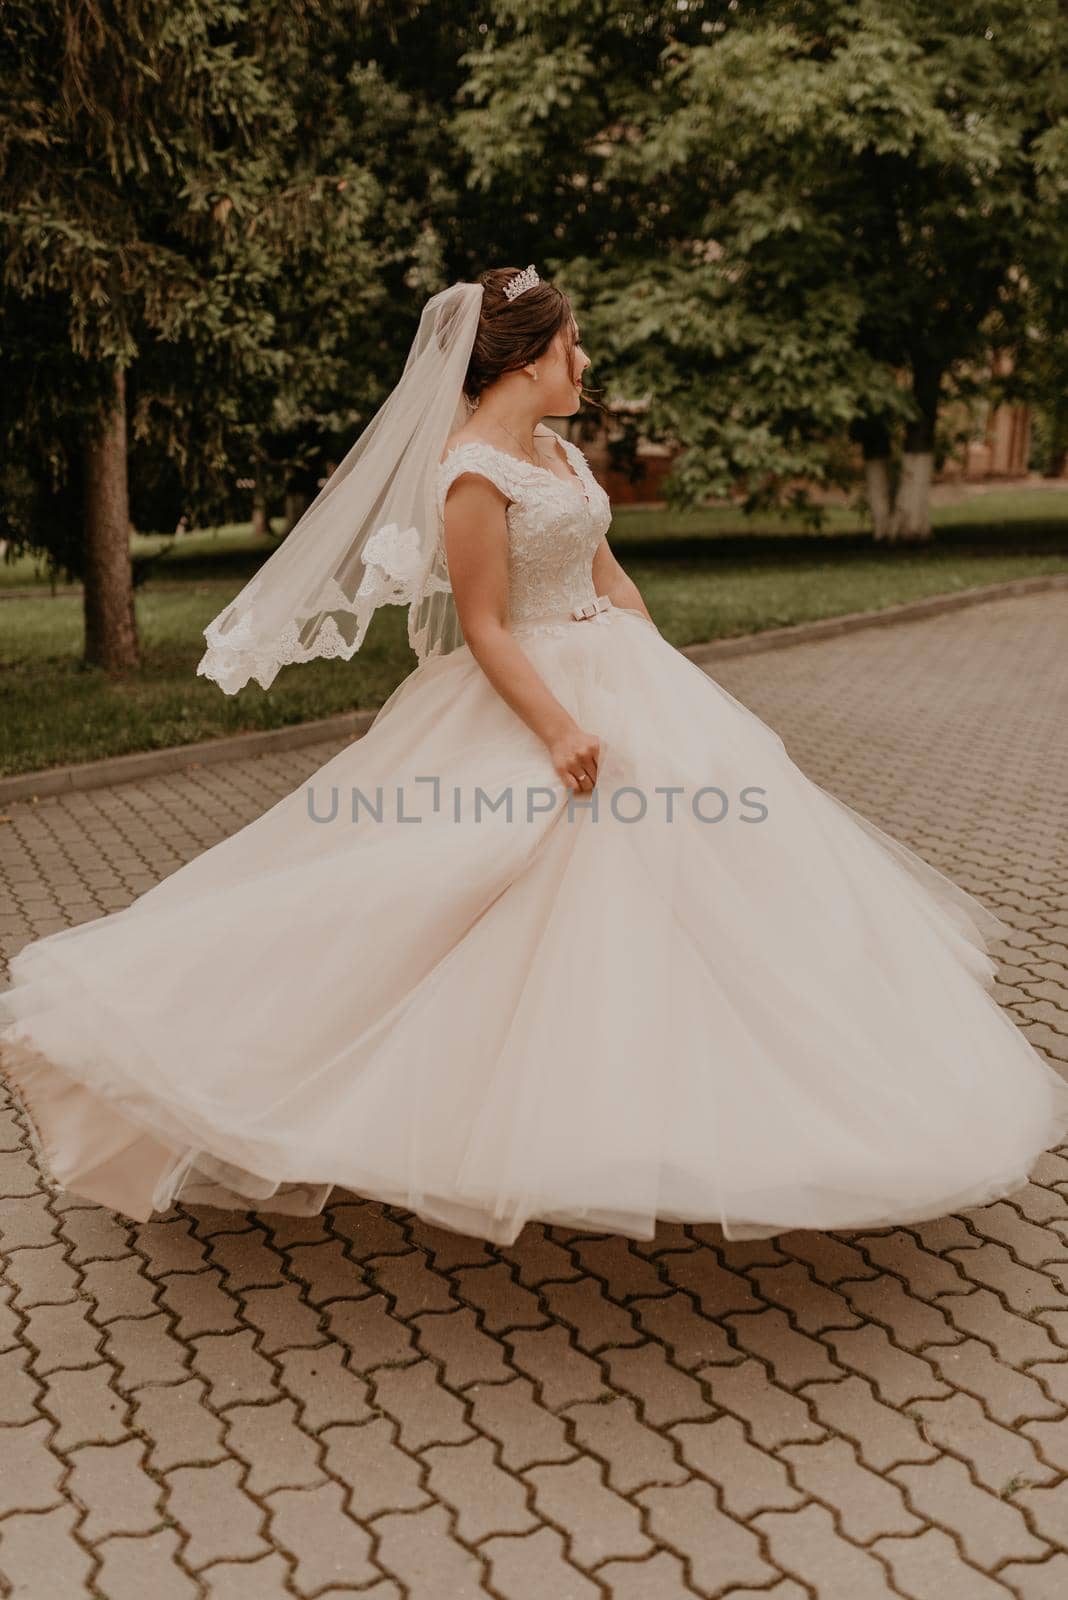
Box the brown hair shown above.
[463,266,593,406]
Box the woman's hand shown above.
[547,723,602,792]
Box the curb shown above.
[2,571,1065,807]
[0,710,380,806]
[678,570,1068,669]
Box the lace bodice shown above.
[435,435,613,634]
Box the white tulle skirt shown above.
[3,605,1067,1244]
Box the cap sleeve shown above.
[435,443,520,523]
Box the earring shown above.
[529,366,539,381]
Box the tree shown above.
[452,0,1068,538]
[0,0,375,669]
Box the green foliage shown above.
[452,0,1068,511]
[2,0,1065,574]
[0,0,390,561]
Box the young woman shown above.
[3,265,1066,1246]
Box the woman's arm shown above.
[443,472,603,792]
[591,536,655,624]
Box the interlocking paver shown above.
[190,1328,278,1406]
[163,1458,271,1569]
[503,1323,607,1408]
[0,1193,58,1251]
[325,1293,416,1368]
[1010,1479,1068,1550]
[819,1322,953,1405]
[222,1396,326,1494]
[44,1363,128,1449]
[779,1435,923,1540]
[1000,1553,1068,1599]
[275,1343,372,1430]
[133,1216,209,1276]
[539,1275,643,1350]
[656,1242,763,1316]
[422,1435,538,1542]
[94,1530,199,1600]
[948,1241,1068,1312]
[935,1286,1063,1364]
[924,1337,1063,1425]
[320,1418,429,1518]
[373,1502,486,1596]
[596,1548,696,1599]
[0,1419,64,1515]
[746,1259,863,1332]
[131,1377,227,1471]
[873,1527,1013,1598]
[466,1374,576,1471]
[966,1200,1068,1265]
[524,1454,653,1566]
[239,1273,322,1350]
[265,1479,377,1591]
[0,1504,94,1597]
[24,1299,102,1376]
[603,1339,716,1425]
[853,1228,972,1298]
[837,1274,964,1349]
[196,1551,296,1600]
[638,1478,779,1590]
[889,1456,1048,1565]
[699,1355,826,1447]
[451,1261,549,1334]
[58,1205,130,1263]
[103,1310,189,1387]
[157,1271,243,1340]
[911,1392,1057,1492]
[66,1438,162,1541]
[0,1347,40,1426]
[371,1354,476,1449]
[671,1412,803,1516]
[371,1248,460,1317]
[282,1236,360,1299]
[81,1253,162,1322]
[571,1392,688,1492]
[2,590,1067,1594]
[206,1228,288,1290]
[481,1524,599,1599]
[630,1286,740,1366]
[799,1374,937,1476]
[726,1305,847,1385]
[753,1503,901,1597]
[415,1305,516,1388]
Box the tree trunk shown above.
[249,483,267,540]
[865,457,894,539]
[887,363,941,543]
[283,490,308,534]
[853,417,894,539]
[890,451,934,540]
[251,458,269,538]
[1043,419,1068,479]
[83,363,140,671]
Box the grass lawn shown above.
[2,490,1066,779]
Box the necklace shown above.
[490,418,542,469]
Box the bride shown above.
[2,264,1067,1247]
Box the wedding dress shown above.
[2,433,1067,1246]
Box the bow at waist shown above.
[510,596,614,634]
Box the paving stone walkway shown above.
[1,591,1066,1599]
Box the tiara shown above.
[503,264,540,302]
